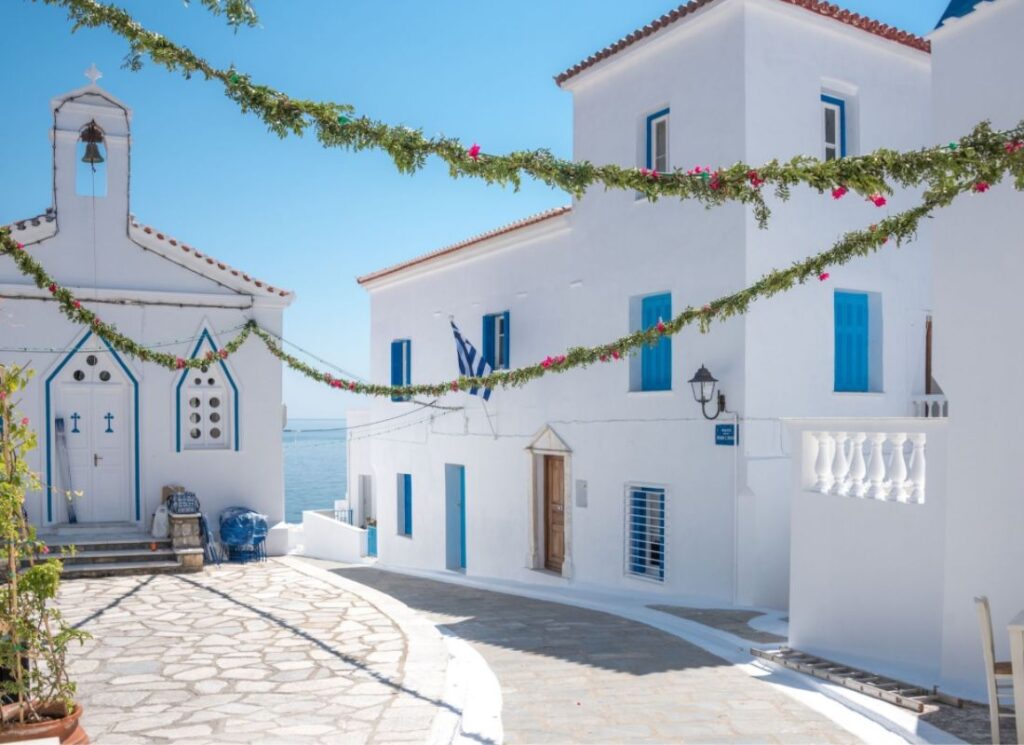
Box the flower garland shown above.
[36,0,1024,228]
[2,139,1013,399]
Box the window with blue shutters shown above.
[822,94,846,161]
[635,293,672,391]
[390,339,411,402]
[834,291,870,392]
[646,108,670,172]
[396,473,412,536]
[626,485,665,581]
[482,312,510,370]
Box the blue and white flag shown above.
[450,320,492,401]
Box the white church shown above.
[0,69,292,547]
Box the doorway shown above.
[543,455,565,573]
[445,464,466,570]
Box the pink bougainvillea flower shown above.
[819,272,830,282]
[612,350,621,360]
[656,321,667,333]
[73,300,81,309]
[540,356,554,369]
[451,381,459,391]
[555,355,566,364]
[973,181,990,193]
[467,143,481,161]
[218,349,228,359]
[869,193,887,207]
[747,170,764,188]
[348,381,356,391]
[20,417,29,426]
[832,185,848,200]
[175,358,185,369]
[48,283,57,294]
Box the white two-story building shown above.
[345,0,935,608]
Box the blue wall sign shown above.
[715,423,737,446]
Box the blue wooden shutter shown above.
[834,292,869,392]
[501,311,510,369]
[641,293,672,391]
[403,340,411,385]
[630,490,646,574]
[403,473,413,535]
[481,316,495,369]
[390,341,403,402]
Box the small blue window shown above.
[397,473,412,536]
[834,291,869,392]
[482,312,510,370]
[821,95,846,160]
[627,486,665,581]
[646,108,670,172]
[640,293,672,391]
[390,339,411,402]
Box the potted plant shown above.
[0,363,89,743]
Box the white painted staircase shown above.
[38,522,199,579]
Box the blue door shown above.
[834,291,869,392]
[445,464,466,570]
[366,526,378,557]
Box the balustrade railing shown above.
[809,431,927,504]
[912,395,948,418]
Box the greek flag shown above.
[451,320,492,400]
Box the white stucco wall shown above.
[930,0,1024,700]
[347,0,934,609]
[1,84,289,538]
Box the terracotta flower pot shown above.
[0,702,88,744]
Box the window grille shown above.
[183,365,230,450]
[625,485,665,581]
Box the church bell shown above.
[81,142,104,165]
[79,120,105,165]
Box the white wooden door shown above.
[54,349,132,523]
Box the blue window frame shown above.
[821,94,846,160]
[397,473,413,536]
[627,486,665,581]
[482,311,510,370]
[645,108,670,172]
[640,293,672,391]
[390,339,411,402]
[834,291,869,392]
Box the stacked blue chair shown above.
[219,507,269,564]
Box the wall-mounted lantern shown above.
[688,364,726,420]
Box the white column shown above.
[847,432,868,498]
[830,432,851,496]
[812,432,834,494]
[888,433,909,502]
[908,433,927,504]
[865,432,888,500]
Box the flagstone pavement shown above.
[60,557,866,744]
[58,558,453,744]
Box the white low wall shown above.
[300,510,368,563]
[787,418,949,689]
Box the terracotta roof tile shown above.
[554,0,930,87]
[357,205,572,286]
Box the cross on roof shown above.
[84,63,102,85]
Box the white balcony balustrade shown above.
[809,431,927,504]
[912,395,949,418]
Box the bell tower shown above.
[51,65,133,236]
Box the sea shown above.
[283,419,347,523]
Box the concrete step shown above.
[61,560,196,580]
[61,548,177,565]
[50,522,140,537]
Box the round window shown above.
[210,412,221,423]
[200,365,209,373]
[99,371,111,382]
[189,397,201,408]
[208,378,216,386]
[210,427,222,439]
[189,428,201,439]
[72,370,85,382]
[209,397,220,408]
[189,413,201,424]
[86,355,98,366]
[194,377,202,386]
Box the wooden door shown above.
[544,455,565,572]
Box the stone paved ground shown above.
[329,566,862,744]
[58,559,451,745]
[648,606,788,644]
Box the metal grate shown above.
[625,485,665,581]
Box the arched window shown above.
[175,330,239,451]
[76,120,107,197]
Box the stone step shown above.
[61,548,178,565]
[50,521,141,537]
[61,560,195,580]
[43,537,171,553]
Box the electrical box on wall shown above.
[575,479,588,507]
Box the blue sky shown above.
[0,0,949,418]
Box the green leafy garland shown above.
[4,117,1021,399]
[35,0,1024,227]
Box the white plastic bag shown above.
[151,504,170,539]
